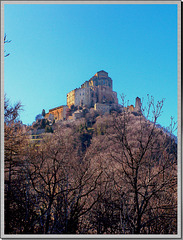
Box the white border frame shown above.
[1,1,181,239]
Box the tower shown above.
[135,97,142,112]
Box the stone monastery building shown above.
[67,70,118,108]
[45,70,141,122]
[45,70,119,121]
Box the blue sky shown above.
[4,3,178,129]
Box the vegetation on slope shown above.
[4,95,177,234]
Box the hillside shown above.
[4,95,177,234]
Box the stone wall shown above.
[45,105,68,121]
[135,97,142,112]
[67,90,76,108]
[46,71,119,122]
[94,103,110,114]
[97,85,118,104]
[67,71,118,109]
[74,87,91,107]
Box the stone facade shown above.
[45,70,122,122]
[94,103,111,114]
[67,88,91,108]
[67,70,118,109]
[45,105,68,121]
[67,90,76,108]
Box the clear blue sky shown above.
[4,3,178,129]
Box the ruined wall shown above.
[135,97,142,112]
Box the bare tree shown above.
[4,93,177,234]
[26,125,102,234]
[4,95,30,233]
[106,95,177,234]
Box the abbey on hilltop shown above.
[67,70,118,109]
[45,70,141,122]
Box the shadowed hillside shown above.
[4,95,177,234]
